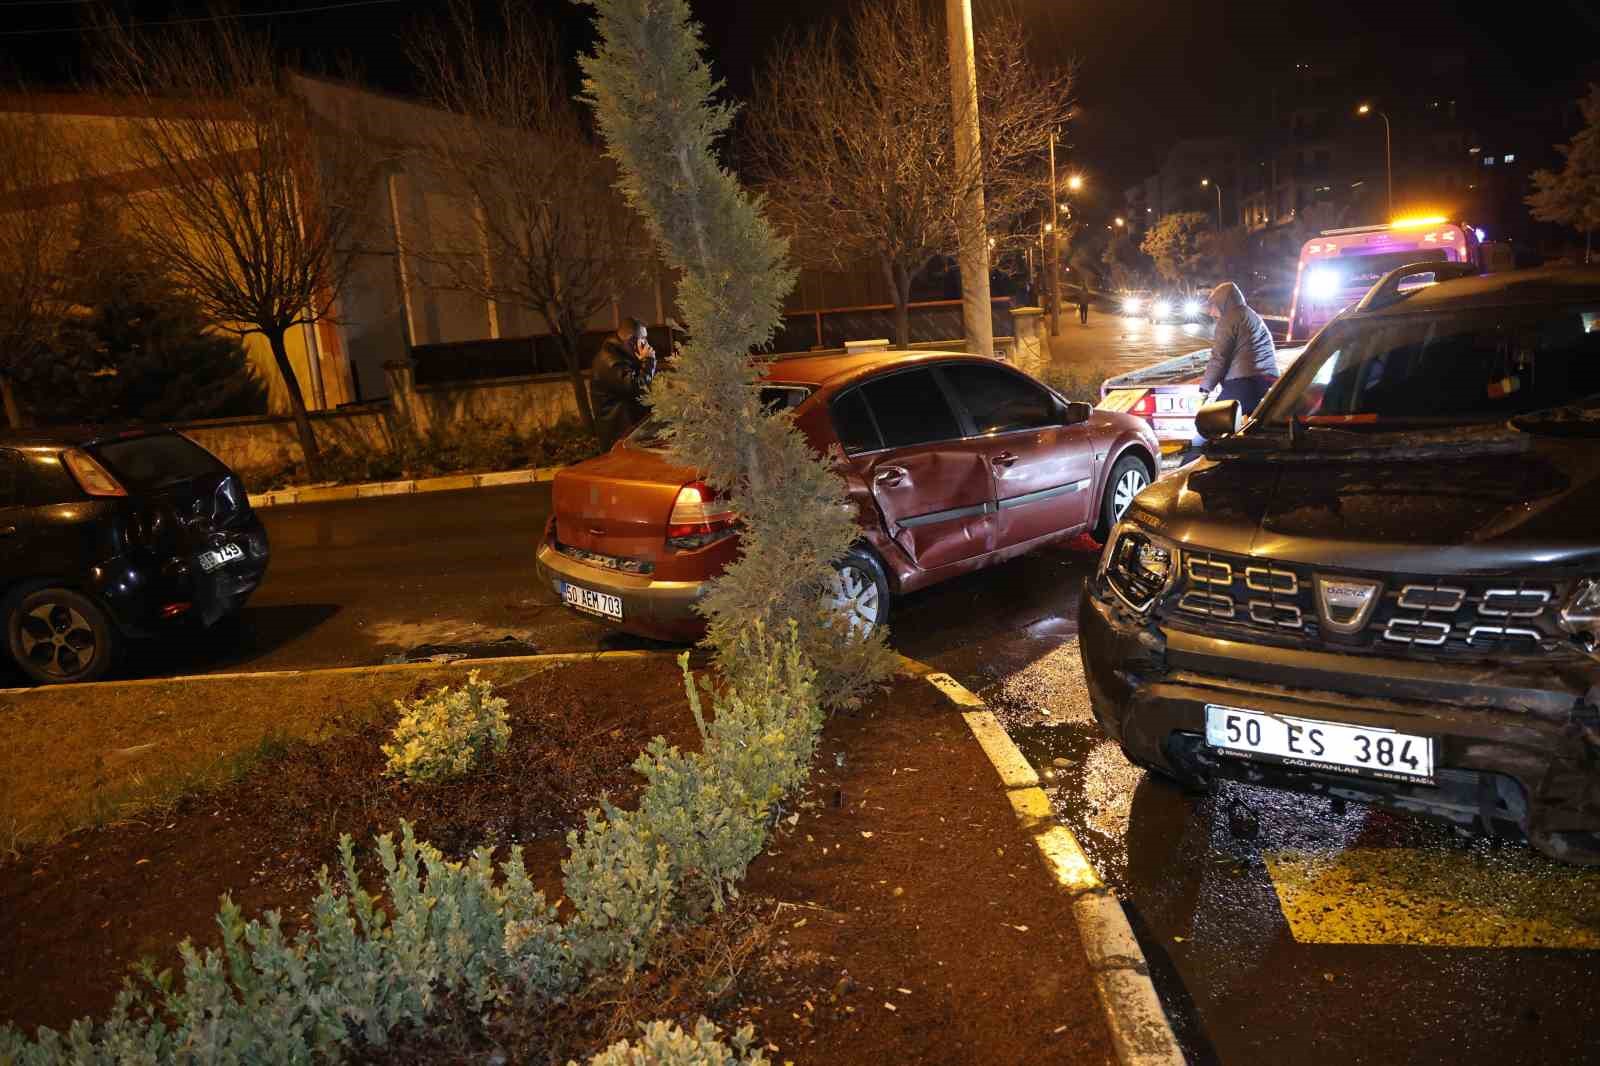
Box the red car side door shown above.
[936,363,1094,548]
[836,368,996,571]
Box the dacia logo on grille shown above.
[1314,574,1384,635]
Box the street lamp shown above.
[1201,178,1223,235]
[1357,104,1393,219]
[1114,217,1126,228]
[1067,174,1084,192]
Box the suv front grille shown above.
[1162,548,1572,659]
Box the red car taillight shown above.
[666,481,736,550]
[62,448,128,497]
[1129,393,1156,418]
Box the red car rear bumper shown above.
[535,541,706,643]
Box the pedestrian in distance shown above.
[590,317,657,450]
[1201,281,1278,414]
[1077,284,1090,325]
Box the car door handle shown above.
[991,452,1019,469]
[874,466,907,487]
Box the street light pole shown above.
[1358,105,1393,219]
[945,0,993,356]
[1202,178,1222,235]
[1047,130,1060,337]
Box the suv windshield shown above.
[1258,302,1600,428]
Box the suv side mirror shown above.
[1061,400,1093,426]
[1196,399,1241,440]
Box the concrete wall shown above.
[177,370,582,480]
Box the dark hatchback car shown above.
[1081,266,1600,864]
[0,428,268,684]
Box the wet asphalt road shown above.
[15,314,1599,1062]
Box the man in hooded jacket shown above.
[590,317,656,450]
[1200,281,1279,413]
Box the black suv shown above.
[1081,266,1600,864]
[0,428,268,684]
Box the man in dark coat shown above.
[590,317,656,449]
[1201,282,1279,414]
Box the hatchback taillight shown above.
[666,481,736,550]
[62,448,127,497]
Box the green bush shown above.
[381,671,510,782]
[1037,361,1115,404]
[580,1018,770,1066]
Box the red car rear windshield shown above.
[88,433,226,491]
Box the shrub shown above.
[581,1018,770,1066]
[1037,361,1115,404]
[381,671,510,782]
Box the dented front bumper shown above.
[1079,581,1600,864]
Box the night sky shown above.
[4,0,1599,196]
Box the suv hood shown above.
[1134,440,1600,574]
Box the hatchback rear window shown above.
[89,433,226,491]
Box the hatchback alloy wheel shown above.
[8,588,116,684]
[19,602,97,679]
[1112,466,1149,520]
[831,562,883,636]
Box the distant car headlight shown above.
[1123,296,1143,312]
[1099,521,1179,614]
[1183,299,1201,317]
[1559,578,1600,650]
[1152,300,1172,319]
[1306,268,1341,302]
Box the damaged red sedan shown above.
[1081,265,1600,863]
[537,350,1158,641]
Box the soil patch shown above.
[3,667,1116,1065]
[0,656,650,849]
[702,676,1117,1064]
[0,655,697,1034]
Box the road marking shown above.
[1265,847,1600,949]
[908,657,1187,1066]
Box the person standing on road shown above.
[1201,282,1278,414]
[1076,284,1090,325]
[590,317,657,450]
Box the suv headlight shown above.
[1099,521,1179,613]
[1559,578,1600,648]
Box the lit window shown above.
[1484,156,1496,166]
[1504,153,1516,163]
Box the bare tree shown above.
[93,17,380,475]
[0,98,79,427]
[409,0,643,428]
[746,0,1071,349]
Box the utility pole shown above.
[1047,131,1060,337]
[945,0,993,357]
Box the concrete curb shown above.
[246,465,561,509]
[0,649,676,698]
[911,662,1187,1066]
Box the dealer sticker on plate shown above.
[562,582,624,622]
[1204,704,1435,785]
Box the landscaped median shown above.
[0,653,1119,1064]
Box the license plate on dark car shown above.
[197,543,245,573]
[1204,705,1435,785]
[563,582,623,622]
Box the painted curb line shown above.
[0,649,676,699]
[246,465,561,510]
[913,663,1188,1066]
